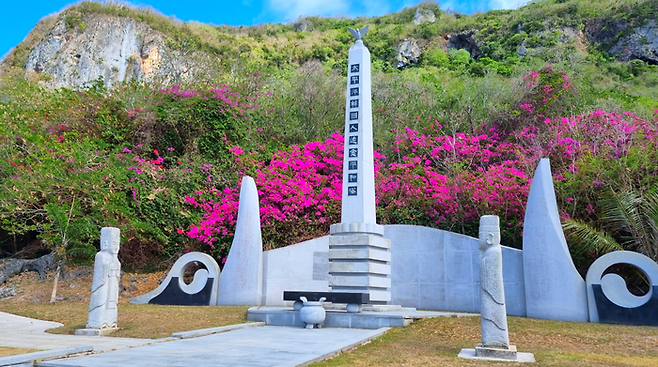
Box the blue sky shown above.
[1,0,528,61]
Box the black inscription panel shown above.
[349,148,358,158]
[351,64,360,73]
[348,135,358,145]
[349,161,357,170]
[349,123,358,133]
[348,186,358,196]
[350,87,359,97]
[350,76,359,85]
[350,99,359,108]
[350,111,358,120]
[348,173,357,182]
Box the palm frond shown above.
[563,218,623,258]
[641,192,658,261]
[600,190,652,257]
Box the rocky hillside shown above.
[587,19,658,63]
[2,0,657,89]
[23,13,211,88]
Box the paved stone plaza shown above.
[37,326,388,367]
[0,311,393,367]
[0,309,480,367]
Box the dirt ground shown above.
[0,266,167,307]
[0,266,249,340]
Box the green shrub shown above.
[424,47,449,68]
[449,48,471,67]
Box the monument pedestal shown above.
[75,327,119,336]
[459,344,535,363]
[329,223,391,304]
[475,344,517,360]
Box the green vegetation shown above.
[564,190,658,261]
[5,0,657,77]
[0,0,657,272]
[64,13,85,31]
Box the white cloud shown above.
[266,0,351,22]
[262,0,531,24]
[437,0,529,14]
[488,0,528,10]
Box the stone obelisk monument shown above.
[328,26,392,305]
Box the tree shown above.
[563,189,658,262]
[42,200,96,303]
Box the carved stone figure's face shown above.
[109,240,120,254]
[478,215,500,251]
[100,239,120,254]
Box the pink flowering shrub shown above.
[182,133,345,260]
[182,96,658,255]
[542,110,658,222]
[375,124,533,246]
[498,65,578,135]
[519,65,574,115]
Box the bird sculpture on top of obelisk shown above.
[329,26,392,306]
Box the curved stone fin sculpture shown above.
[522,158,588,322]
[130,252,220,306]
[586,251,658,325]
[217,176,263,305]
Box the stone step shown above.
[248,307,470,329]
[329,261,390,275]
[329,234,391,249]
[329,248,391,262]
[329,275,391,288]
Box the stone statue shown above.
[478,215,509,348]
[459,217,532,360]
[86,227,121,330]
[460,219,533,362]
[348,25,369,40]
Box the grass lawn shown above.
[0,347,40,357]
[0,301,250,339]
[312,316,658,366]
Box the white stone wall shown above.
[385,225,526,316]
[261,236,330,306]
[261,225,526,316]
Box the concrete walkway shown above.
[0,312,154,351]
[1,308,477,367]
[37,326,388,367]
[0,311,389,367]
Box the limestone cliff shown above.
[586,19,658,64]
[22,13,214,88]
